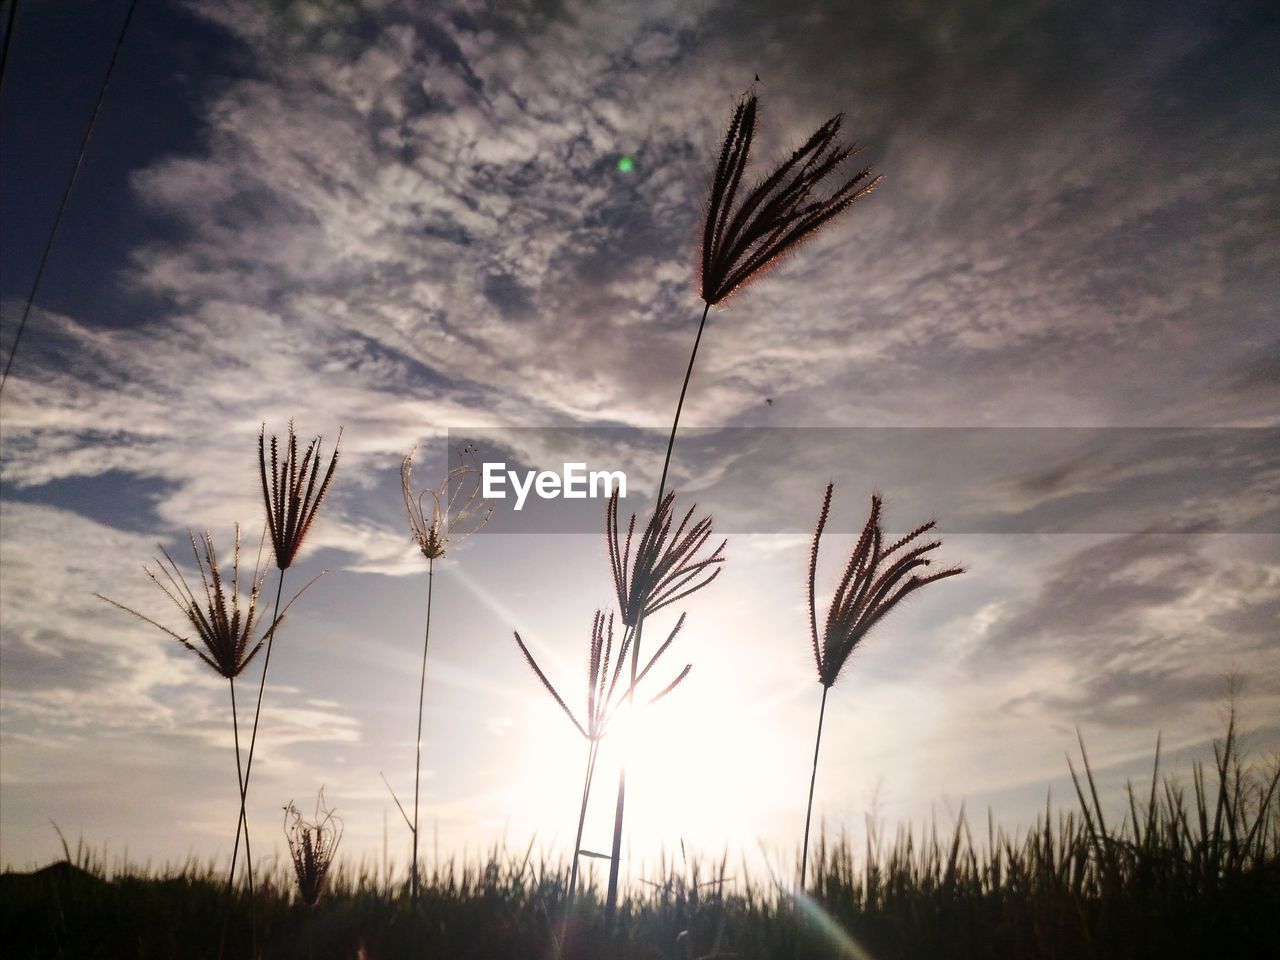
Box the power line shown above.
[0,0,141,399]
[0,2,20,104]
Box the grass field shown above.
[3,715,1275,959]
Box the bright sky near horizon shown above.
[1,0,1277,884]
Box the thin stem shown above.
[604,301,712,924]
[229,678,246,851]
[412,555,436,910]
[562,739,600,949]
[229,568,286,897]
[799,684,830,893]
[604,617,644,923]
[217,677,247,959]
[656,302,712,503]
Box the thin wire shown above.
[0,0,141,399]
[0,1,20,104]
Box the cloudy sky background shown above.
[1,0,1276,883]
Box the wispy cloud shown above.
[973,533,1280,727]
[0,0,1275,870]
[0,502,361,743]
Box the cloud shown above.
[4,0,1276,556]
[1,0,1276,871]
[971,533,1280,728]
[0,502,360,748]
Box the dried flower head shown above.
[283,788,342,906]
[513,609,692,741]
[259,422,341,570]
[700,94,881,306]
[607,489,726,628]
[402,444,493,560]
[809,484,963,688]
[97,526,279,679]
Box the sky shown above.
[1,0,1277,886]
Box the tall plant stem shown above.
[229,678,247,862]
[561,739,601,948]
[412,555,436,910]
[228,567,286,897]
[604,301,712,924]
[656,302,711,502]
[604,618,643,923]
[799,684,830,893]
[217,678,249,959]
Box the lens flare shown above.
[756,843,878,960]
[793,890,878,960]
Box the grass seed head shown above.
[402,443,493,560]
[97,525,277,679]
[284,788,342,906]
[809,483,963,688]
[259,421,341,570]
[607,489,726,628]
[514,608,693,741]
[700,94,881,306]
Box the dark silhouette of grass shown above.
[601,490,725,927]
[604,90,884,925]
[285,789,343,909]
[397,444,492,915]
[607,490,726,630]
[239,422,340,899]
[95,526,289,907]
[4,712,1275,959]
[513,607,692,945]
[800,485,963,893]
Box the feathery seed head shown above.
[514,608,692,741]
[97,526,277,680]
[284,788,342,906]
[809,484,963,688]
[402,444,493,560]
[607,489,726,628]
[700,94,881,306]
[259,421,341,570]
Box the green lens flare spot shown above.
[617,155,635,174]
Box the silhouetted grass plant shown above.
[285,789,343,908]
[6,711,1274,958]
[398,443,492,912]
[509,484,725,945]
[800,485,963,893]
[603,90,883,923]
[597,487,725,919]
[239,421,340,896]
[513,607,692,946]
[95,526,309,896]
